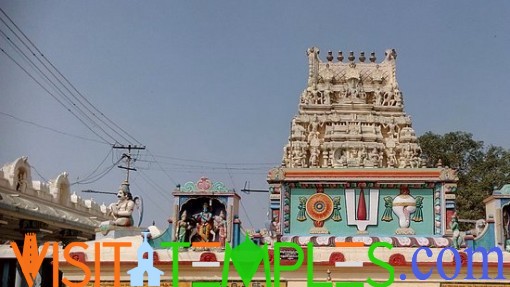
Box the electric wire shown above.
[131,179,167,226]
[136,159,272,170]
[145,149,178,186]
[0,8,141,146]
[0,111,109,145]
[71,156,123,185]
[0,8,138,144]
[31,164,49,182]
[0,45,113,144]
[0,8,146,186]
[137,169,175,220]
[224,163,255,229]
[239,196,255,229]
[149,153,278,166]
[138,169,169,196]
[0,28,56,95]
[136,165,267,175]
[0,25,120,144]
[72,148,114,184]
[1,9,266,230]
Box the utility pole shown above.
[113,144,145,182]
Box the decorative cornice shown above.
[268,168,457,183]
[177,177,230,193]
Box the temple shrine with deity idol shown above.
[169,177,242,247]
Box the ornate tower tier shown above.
[269,48,459,245]
[283,47,421,169]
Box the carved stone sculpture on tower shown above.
[281,47,422,169]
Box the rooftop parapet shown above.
[0,157,109,228]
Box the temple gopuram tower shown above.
[268,48,459,246]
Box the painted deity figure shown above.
[214,210,227,247]
[272,217,281,236]
[297,197,307,221]
[194,203,213,242]
[108,181,135,226]
[176,210,190,242]
[450,214,461,249]
[503,207,510,252]
[332,197,342,221]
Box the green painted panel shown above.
[288,188,434,237]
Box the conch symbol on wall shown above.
[389,186,424,235]
[296,190,341,234]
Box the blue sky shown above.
[1,1,509,230]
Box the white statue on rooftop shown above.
[98,181,141,234]
[108,181,135,226]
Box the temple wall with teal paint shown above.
[287,187,434,236]
[465,220,496,250]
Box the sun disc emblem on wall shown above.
[306,193,334,234]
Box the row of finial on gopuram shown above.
[283,47,422,169]
[302,48,401,107]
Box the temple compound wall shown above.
[0,156,111,287]
[0,156,109,242]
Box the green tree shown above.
[418,131,510,221]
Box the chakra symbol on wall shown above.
[297,192,342,234]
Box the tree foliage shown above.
[418,131,510,221]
